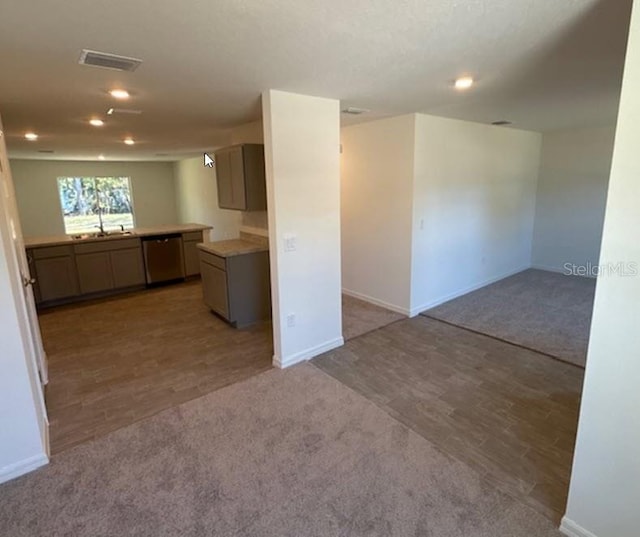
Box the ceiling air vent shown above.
[491,120,513,126]
[79,49,142,72]
[341,107,370,115]
[37,149,54,153]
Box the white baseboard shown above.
[560,517,599,537]
[531,263,565,274]
[341,289,410,317]
[273,336,344,369]
[531,263,597,279]
[410,265,530,317]
[0,453,48,484]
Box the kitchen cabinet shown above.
[214,144,266,211]
[75,238,145,295]
[201,259,229,319]
[199,248,271,328]
[111,247,146,288]
[76,252,113,294]
[27,226,209,307]
[30,245,79,302]
[182,230,204,277]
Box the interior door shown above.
[0,123,49,388]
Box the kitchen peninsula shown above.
[198,231,271,328]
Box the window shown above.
[57,177,135,234]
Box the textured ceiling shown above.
[0,0,632,161]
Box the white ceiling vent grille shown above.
[79,49,142,72]
[341,107,370,115]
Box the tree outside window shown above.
[57,177,135,234]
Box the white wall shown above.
[262,90,342,367]
[173,157,241,241]
[340,113,541,316]
[562,2,640,536]
[532,126,615,273]
[411,114,542,314]
[10,159,179,237]
[0,118,49,483]
[340,115,415,314]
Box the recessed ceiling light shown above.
[123,137,135,145]
[89,118,104,127]
[454,76,474,90]
[98,154,105,160]
[25,132,38,141]
[107,108,114,115]
[110,89,130,100]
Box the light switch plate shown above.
[284,233,297,252]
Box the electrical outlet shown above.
[286,313,296,327]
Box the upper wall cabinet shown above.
[214,144,266,211]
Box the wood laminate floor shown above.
[313,315,584,523]
[39,280,273,453]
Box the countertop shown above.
[24,223,212,248]
[197,237,269,258]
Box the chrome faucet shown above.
[95,206,105,234]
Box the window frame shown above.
[56,176,137,235]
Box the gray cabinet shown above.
[201,260,229,319]
[31,245,79,303]
[111,247,146,288]
[76,252,113,294]
[28,230,204,307]
[214,144,266,211]
[74,238,145,295]
[199,248,271,328]
[182,231,204,277]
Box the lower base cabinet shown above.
[182,231,204,276]
[111,248,146,288]
[30,246,79,302]
[199,249,271,328]
[75,238,145,295]
[30,238,146,306]
[76,252,114,294]
[28,230,200,307]
[201,262,230,318]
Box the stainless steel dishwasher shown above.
[142,234,185,285]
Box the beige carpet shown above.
[342,294,404,340]
[422,269,596,367]
[0,364,561,536]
